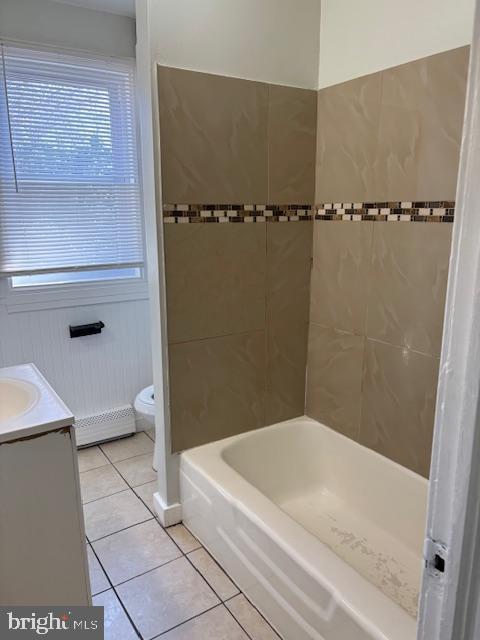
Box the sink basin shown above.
[0,377,40,422]
[0,364,74,443]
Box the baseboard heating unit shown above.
[74,405,136,447]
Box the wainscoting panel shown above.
[0,297,152,422]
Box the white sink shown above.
[0,364,73,443]
[0,377,39,422]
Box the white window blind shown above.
[0,43,143,276]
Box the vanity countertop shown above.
[0,363,74,444]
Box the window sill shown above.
[1,279,149,314]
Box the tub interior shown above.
[221,420,428,618]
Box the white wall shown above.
[150,0,321,89]
[0,0,152,422]
[0,297,152,419]
[0,0,135,58]
[319,0,476,88]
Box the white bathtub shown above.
[180,417,428,640]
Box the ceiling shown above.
[48,0,135,17]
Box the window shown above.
[0,43,144,287]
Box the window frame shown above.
[1,267,148,313]
[0,40,147,307]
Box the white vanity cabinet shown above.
[0,364,90,606]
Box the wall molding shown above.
[162,201,455,223]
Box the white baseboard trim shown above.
[153,492,182,527]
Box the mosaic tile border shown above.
[163,202,455,223]
[316,201,455,223]
[163,204,313,223]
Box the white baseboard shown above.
[153,492,182,527]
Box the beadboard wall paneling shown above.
[0,298,152,420]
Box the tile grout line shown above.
[231,591,283,639]
[80,441,155,472]
[357,221,376,444]
[89,515,155,544]
[222,602,255,640]
[135,492,160,519]
[82,457,157,508]
[82,485,128,507]
[181,545,267,639]
[184,551,236,605]
[104,441,159,496]
[102,446,155,466]
[186,546,242,599]
[143,429,155,443]
[89,543,144,640]
[110,457,163,523]
[111,553,184,590]
[149,602,224,639]
[162,525,195,556]
[168,327,265,347]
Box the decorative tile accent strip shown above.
[162,204,313,223]
[163,202,455,223]
[315,201,455,223]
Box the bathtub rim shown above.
[180,415,425,640]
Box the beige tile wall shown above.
[158,67,317,205]
[307,47,468,477]
[158,67,268,204]
[307,222,451,477]
[166,222,313,452]
[160,50,465,472]
[158,67,316,451]
[316,46,469,203]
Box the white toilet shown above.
[134,384,155,427]
[134,384,158,471]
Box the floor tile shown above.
[93,519,181,586]
[226,595,280,640]
[144,427,155,442]
[161,604,249,640]
[116,556,219,639]
[166,524,201,553]
[114,453,156,487]
[87,545,110,596]
[133,480,157,513]
[83,490,152,542]
[188,548,239,601]
[80,465,128,504]
[77,446,109,473]
[93,589,138,640]
[101,432,154,463]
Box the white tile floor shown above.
[79,432,281,640]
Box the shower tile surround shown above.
[307,45,468,478]
[158,46,468,476]
[159,66,316,452]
